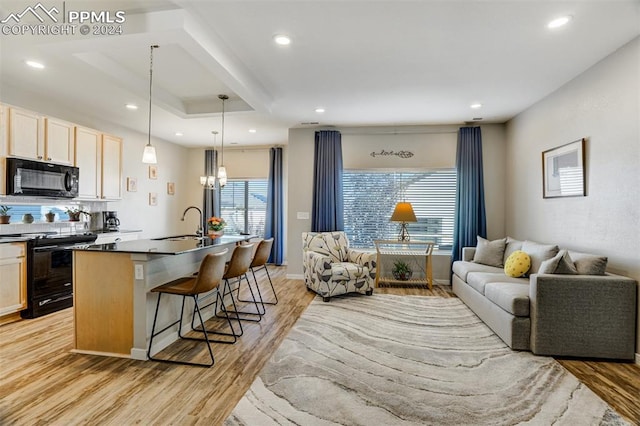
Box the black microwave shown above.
[6,158,79,198]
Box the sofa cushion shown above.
[568,251,608,275]
[484,282,530,317]
[466,272,528,295]
[473,236,507,268]
[504,250,531,277]
[503,237,524,265]
[521,240,559,274]
[452,261,503,282]
[538,250,578,275]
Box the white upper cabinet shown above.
[101,134,122,200]
[44,118,74,165]
[8,107,43,160]
[75,126,101,199]
[8,107,75,165]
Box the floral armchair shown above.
[302,231,376,302]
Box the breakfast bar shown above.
[72,235,251,360]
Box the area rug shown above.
[224,295,628,425]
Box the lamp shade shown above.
[390,202,417,222]
[142,144,157,164]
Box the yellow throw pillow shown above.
[504,250,531,278]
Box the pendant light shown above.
[142,45,159,164]
[200,131,217,189]
[217,94,228,187]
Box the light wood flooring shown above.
[0,268,638,424]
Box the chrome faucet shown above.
[181,206,203,237]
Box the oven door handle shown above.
[34,245,75,252]
[38,293,73,307]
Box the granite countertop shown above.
[74,234,253,255]
[0,235,33,243]
[0,229,142,244]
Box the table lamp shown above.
[390,202,417,241]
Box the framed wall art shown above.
[149,192,158,206]
[542,138,586,198]
[167,182,175,195]
[126,177,137,192]
[148,165,158,179]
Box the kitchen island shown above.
[72,235,252,360]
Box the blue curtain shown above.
[203,149,220,228]
[452,127,487,263]
[312,130,344,232]
[265,147,284,265]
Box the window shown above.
[0,205,73,222]
[220,180,268,236]
[343,170,456,250]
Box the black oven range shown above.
[18,232,98,319]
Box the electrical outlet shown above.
[134,264,144,280]
[297,211,310,220]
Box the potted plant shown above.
[45,210,56,223]
[206,216,226,238]
[392,259,412,281]
[0,205,11,225]
[66,208,88,222]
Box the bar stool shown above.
[147,250,229,367]
[217,243,265,323]
[238,238,277,309]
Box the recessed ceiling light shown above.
[125,104,138,110]
[25,60,44,69]
[248,129,257,133]
[175,132,183,136]
[470,103,482,109]
[315,107,325,113]
[547,15,572,29]
[274,34,291,45]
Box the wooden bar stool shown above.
[238,238,277,309]
[147,250,229,367]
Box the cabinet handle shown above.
[47,157,52,160]
[37,155,43,159]
[16,255,25,259]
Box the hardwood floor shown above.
[0,268,638,425]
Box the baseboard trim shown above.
[286,274,304,280]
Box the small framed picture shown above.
[148,165,158,179]
[149,192,158,206]
[542,138,586,198]
[126,177,138,192]
[167,182,175,195]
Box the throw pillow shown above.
[472,236,507,268]
[504,250,531,277]
[521,240,559,275]
[568,251,608,275]
[503,236,524,265]
[538,250,578,275]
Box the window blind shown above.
[220,180,268,236]
[343,170,456,249]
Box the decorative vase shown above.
[68,212,81,221]
[22,213,34,224]
[392,270,412,281]
[208,230,224,238]
[0,215,10,225]
[45,213,56,223]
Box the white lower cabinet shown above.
[0,243,27,317]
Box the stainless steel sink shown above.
[151,234,203,241]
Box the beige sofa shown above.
[452,237,637,360]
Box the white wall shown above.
[505,37,640,354]
[0,85,192,239]
[286,124,507,279]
